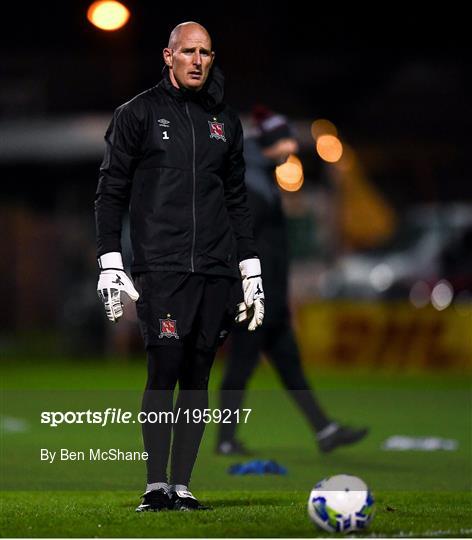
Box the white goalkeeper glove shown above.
[97,252,139,323]
[235,258,265,331]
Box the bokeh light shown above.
[369,263,394,292]
[286,154,303,169]
[431,280,454,311]
[87,1,130,31]
[275,156,304,192]
[316,134,343,163]
[311,119,337,141]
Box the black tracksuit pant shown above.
[218,322,331,443]
[134,271,234,485]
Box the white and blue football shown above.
[307,474,375,533]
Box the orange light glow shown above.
[276,157,304,192]
[287,154,303,168]
[316,134,343,163]
[311,118,337,141]
[87,1,130,31]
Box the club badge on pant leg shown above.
[158,317,179,339]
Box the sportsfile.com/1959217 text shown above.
[40,408,252,427]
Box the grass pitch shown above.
[1,490,471,538]
[1,358,471,537]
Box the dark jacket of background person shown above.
[95,66,257,278]
[243,136,290,326]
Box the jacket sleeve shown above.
[94,103,142,258]
[224,117,259,262]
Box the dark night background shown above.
[1,4,470,203]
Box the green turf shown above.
[1,490,471,538]
[1,358,471,537]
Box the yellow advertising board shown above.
[295,301,471,370]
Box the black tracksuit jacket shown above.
[95,66,257,278]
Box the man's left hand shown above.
[237,258,265,331]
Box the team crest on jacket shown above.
[208,121,226,142]
[158,318,179,339]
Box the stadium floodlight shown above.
[87,1,130,31]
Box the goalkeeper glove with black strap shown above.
[97,252,139,323]
[235,258,265,331]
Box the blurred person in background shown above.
[95,22,265,512]
[216,106,368,455]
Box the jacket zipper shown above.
[185,102,196,272]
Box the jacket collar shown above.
[160,65,225,111]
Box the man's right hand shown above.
[97,252,139,323]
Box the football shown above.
[307,474,375,533]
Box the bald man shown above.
[95,22,264,511]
